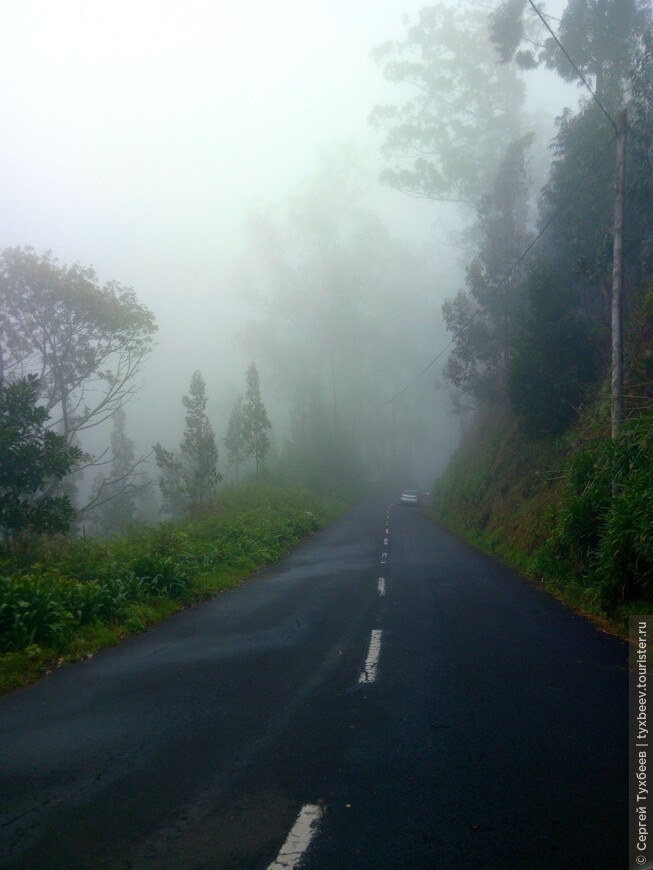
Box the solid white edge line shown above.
[359,629,382,684]
[267,803,323,870]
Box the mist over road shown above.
[1,500,626,868]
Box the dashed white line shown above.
[359,630,383,684]
[381,553,387,564]
[378,577,385,597]
[267,803,323,869]
[383,537,389,546]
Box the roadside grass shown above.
[0,485,345,693]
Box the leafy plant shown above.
[538,413,653,602]
[0,485,342,660]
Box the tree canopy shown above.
[490,0,649,105]
[0,375,83,543]
[369,3,525,205]
[0,246,157,450]
[507,261,598,435]
[442,135,533,398]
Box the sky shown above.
[0,0,574,477]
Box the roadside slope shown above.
[430,397,653,633]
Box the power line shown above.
[381,131,618,408]
[526,0,617,132]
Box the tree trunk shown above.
[611,108,627,440]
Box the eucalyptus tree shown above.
[369,2,526,207]
[507,260,598,436]
[237,147,449,489]
[492,0,653,335]
[490,0,649,106]
[0,246,157,505]
[442,135,533,399]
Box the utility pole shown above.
[611,107,627,440]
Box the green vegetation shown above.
[0,376,83,543]
[154,370,222,517]
[431,391,653,635]
[0,246,157,503]
[538,411,653,605]
[397,0,653,637]
[0,485,343,692]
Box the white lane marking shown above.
[385,527,389,535]
[359,630,382,684]
[381,553,387,564]
[378,577,385,597]
[268,803,323,869]
[383,537,389,546]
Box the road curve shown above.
[0,499,627,868]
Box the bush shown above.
[538,412,653,602]
[125,555,191,598]
[0,573,74,651]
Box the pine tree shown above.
[181,371,220,508]
[241,363,272,482]
[154,370,221,515]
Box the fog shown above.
[0,0,576,506]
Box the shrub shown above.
[0,573,74,651]
[539,412,653,602]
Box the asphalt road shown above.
[0,499,628,869]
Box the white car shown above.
[400,489,421,506]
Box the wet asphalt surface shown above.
[0,499,628,869]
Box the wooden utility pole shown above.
[611,108,627,440]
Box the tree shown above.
[282,380,367,493]
[89,408,144,535]
[0,247,157,496]
[152,444,186,518]
[153,371,221,515]
[369,3,525,206]
[224,394,245,482]
[0,375,82,544]
[180,371,220,507]
[241,363,271,482]
[490,0,649,106]
[492,2,652,359]
[237,147,453,490]
[507,261,598,436]
[442,136,533,397]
